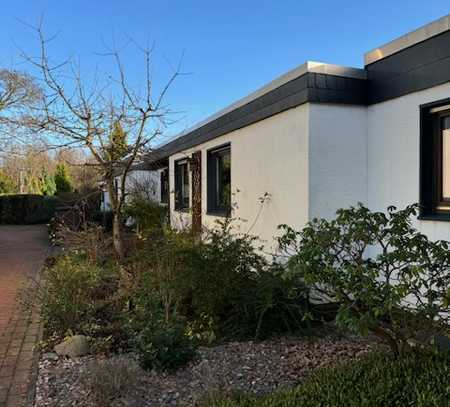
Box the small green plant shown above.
[278,203,450,354]
[134,318,197,372]
[128,292,197,372]
[79,356,142,407]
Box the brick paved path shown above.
[0,226,49,407]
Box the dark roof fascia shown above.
[146,71,367,161]
[366,29,450,104]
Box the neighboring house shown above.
[143,14,450,250]
[100,162,169,212]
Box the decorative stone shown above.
[54,335,90,358]
[42,352,59,361]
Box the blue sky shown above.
[0,0,449,137]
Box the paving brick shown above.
[5,394,26,407]
[0,226,48,407]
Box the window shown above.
[160,168,169,204]
[207,144,231,215]
[174,159,190,210]
[420,100,450,219]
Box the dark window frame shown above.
[207,143,231,216]
[174,159,190,211]
[419,98,450,221]
[160,167,169,204]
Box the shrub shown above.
[92,209,113,231]
[127,292,197,372]
[123,197,168,237]
[53,222,112,262]
[126,228,194,324]
[38,253,124,346]
[0,194,58,224]
[278,204,450,354]
[79,356,142,407]
[202,350,450,407]
[179,220,311,339]
[133,318,197,372]
[126,220,311,341]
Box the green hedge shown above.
[0,194,58,224]
[205,351,450,407]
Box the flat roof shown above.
[167,61,365,142]
[365,13,450,66]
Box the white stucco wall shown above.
[169,104,310,250]
[368,81,450,241]
[309,104,368,220]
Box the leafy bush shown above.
[39,253,125,347]
[146,220,312,340]
[133,317,197,372]
[123,197,168,237]
[127,288,197,372]
[278,204,450,354]
[202,350,450,407]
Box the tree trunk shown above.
[106,176,124,258]
[112,211,124,258]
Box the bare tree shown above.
[22,23,181,257]
[0,68,41,151]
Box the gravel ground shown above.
[34,334,380,407]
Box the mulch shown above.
[34,332,381,407]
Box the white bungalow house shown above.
[123,13,450,250]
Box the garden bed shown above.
[34,333,379,407]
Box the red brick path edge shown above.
[0,225,49,407]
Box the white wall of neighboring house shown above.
[124,169,161,202]
[368,81,450,242]
[169,103,310,250]
[101,168,163,212]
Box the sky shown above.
[0,0,449,138]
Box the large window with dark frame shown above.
[420,100,450,219]
[174,159,190,210]
[207,144,231,215]
[160,168,169,204]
